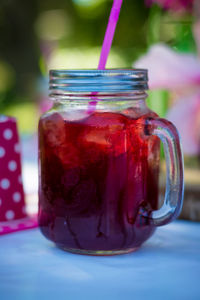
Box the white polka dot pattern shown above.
[8,160,17,171]
[0,147,5,158]
[13,192,21,203]
[3,129,13,140]
[0,179,10,189]
[5,210,15,220]
[0,117,26,224]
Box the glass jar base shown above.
[57,246,139,256]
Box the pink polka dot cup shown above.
[0,116,38,234]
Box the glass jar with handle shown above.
[38,69,184,255]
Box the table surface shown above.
[0,220,199,300]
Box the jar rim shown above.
[49,68,147,73]
[49,69,149,96]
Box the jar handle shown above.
[144,118,184,226]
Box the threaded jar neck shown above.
[49,69,148,101]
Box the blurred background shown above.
[0,0,199,220]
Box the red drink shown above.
[38,109,160,254]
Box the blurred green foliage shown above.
[0,0,196,133]
[0,0,148,106]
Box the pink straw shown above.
[98,0,123,69]
[88,0,123,113]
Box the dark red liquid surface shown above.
[38,110,160,252]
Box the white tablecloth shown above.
[0,220,199,300]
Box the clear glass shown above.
[38,70,184,255]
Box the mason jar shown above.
[38,69,184,255]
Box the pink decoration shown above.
[0,116,38,235]
[134,44,200,90]
[167,93,200,155]
[134,43,200,155]
[0,215,38,236]
[145,0,193,13]
[98,0,123,69]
